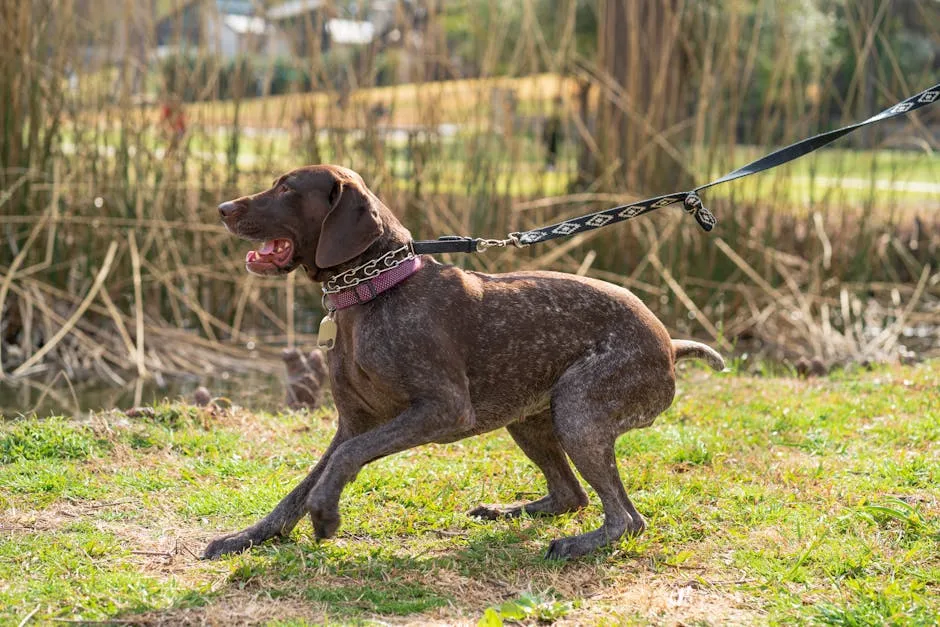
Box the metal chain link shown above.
[322,245,414,294]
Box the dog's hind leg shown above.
[543,347,674,560]
[544,432,644,560]
[469,409,587,520]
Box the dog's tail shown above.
[672,339,725,371]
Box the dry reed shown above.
[0,0,937,400]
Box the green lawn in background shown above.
[61,115,939,210]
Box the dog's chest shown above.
[328,350,407,424]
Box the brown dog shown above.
[207,165,724,560]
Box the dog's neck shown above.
[304,220,413,285]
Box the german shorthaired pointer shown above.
[207,165,724,560]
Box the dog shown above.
[206,164,724,560]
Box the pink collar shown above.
[325,255,423,310]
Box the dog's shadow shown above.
[122,522,610,623]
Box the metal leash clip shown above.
[477,232,528,253]
[476,233,528,252]
[683,192,717,232]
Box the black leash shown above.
[413,81,939,255]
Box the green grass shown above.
[702,146,940,209]
[1,362,938,625]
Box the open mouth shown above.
[245,239,295,275]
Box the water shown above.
[0,371,286,418]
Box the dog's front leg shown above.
[202,431,349,559]
[305,397,473,540]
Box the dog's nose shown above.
[218,201,238,218]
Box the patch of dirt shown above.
[105,520,214,578]
[565,578,764,626]
[0,499,214,582]
[0,509,66,534]
[126,592,322,626]
[0,497,139,534]
[745,526,797,552]
[122,570,764,627]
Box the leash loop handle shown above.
[683,192,717,232]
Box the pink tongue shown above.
[259,241,276,255]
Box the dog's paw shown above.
[307,498,341,540]
[310,510,340,540]
[625,512,647,537]
[544,536,593,561]
[201,532,256,560]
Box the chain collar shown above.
[321,244,415,295]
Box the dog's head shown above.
[218,165,396,279]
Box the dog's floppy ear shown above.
[315,180,383,268]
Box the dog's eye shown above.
[278,182,293,195]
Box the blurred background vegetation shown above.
[0,0,937,412]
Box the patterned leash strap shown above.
[413,80,939,254]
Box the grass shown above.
[1,361,938,625]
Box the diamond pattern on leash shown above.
[585,214,614,228]
[918,91,938,104]
[518,231,546,244]
[552,222,580,236]
[651,197,679,208]
[617,205,645,219]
